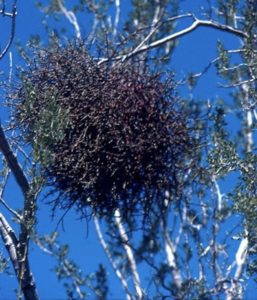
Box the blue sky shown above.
[0,1,255,299]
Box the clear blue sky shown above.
[0,1,254,299]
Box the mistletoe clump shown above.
[13,42,196,218]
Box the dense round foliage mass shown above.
[13,43,196,217]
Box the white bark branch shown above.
[212,177,223,211]
[234,236,248,280]
[226,233,248,300]
[0,121,38,300]
[161,222,182,290]
[98,16,248,64]
[113,0,120,38]
[114,209,144,300]
[94,217,133,300]
[242,83,253,153]
[8,51,13,83]
[0,213,19,274]
[246,110,253,153]
[0,196,22,220]
[219,77,256,88]
[56,0,81,39]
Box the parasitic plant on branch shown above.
[10,42,198,219]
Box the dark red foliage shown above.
[14,42,196,218]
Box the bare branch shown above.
[114,209,144,300]
[0,196,22,220]
[94,217,133,300]
[56,0,81,39]
[98,15,248,64]
[212,177,224,211]
[0,213,19,274]
[0,0,17,60]
[234,235,248,280]
[0,124,29,195]
[132,17,248,55]
[161,221,183,290]
[0,122,38,300]
[226,233,248,300]
[113,0,120,38]
[8,51,13,83]
[219,77,256,88]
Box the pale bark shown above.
[114,209,144,300]
[94,217,133,300]
[99,14,248,64]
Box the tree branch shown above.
[94,217,133,300]
[98,15,248,64]
[56,0,81,39]
[0,213,19,274]
[226,233,248,300]
[0,124,29,195]
[114,209,144,300]
[0,0,17,60]
[113,0,120,38]
[161,221,183,291]
[0,196,22,220]
[0,125,38,300]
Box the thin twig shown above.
[219,77,256,88]
[0,196,22,220]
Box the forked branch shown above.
[98,15,248,64]
[0,0,17,60]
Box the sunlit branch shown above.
[151,2,161,27]
[114,209,144,300]
[161,221,182,290]
[235,234,248,280]
[242,83,254,153]
[33,236,53,255]
[0,196,22,220]
[8,51,13,83]
[246,110,253,153]
[0,213,19,274]
[174,208,185,250]
[219,78,256,88]
[226,232,248,300]
[56,0,81,39]
[0,10,14,17]
[212,177,223,211]
[210,173,223,293]
[61,259,85,299]
[98,15,248,64]
[94,217,133,300]
[0,124,38,300]
[113,0,120,38]
[222,62,257,72]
